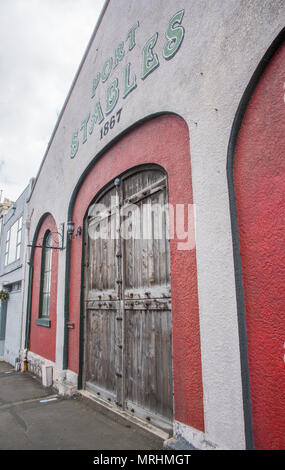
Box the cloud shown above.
[0,0,105,202]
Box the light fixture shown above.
[75,226,82,237]
[67,220,82,240]
[67,220,75,237]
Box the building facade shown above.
[21,1,284,450]
[0,181,33,366]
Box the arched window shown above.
[38,231,53,325]
[29,214,58,358]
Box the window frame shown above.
[4,216,23,266]
[36,230,53,328]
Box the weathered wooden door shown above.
[84,167,173,431]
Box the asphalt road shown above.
[0,361,164,451]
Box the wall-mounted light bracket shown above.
[67,220,82,240]
[27,223,65,251]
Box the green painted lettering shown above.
[126,21,139,51]
[70,131,79,159]
[80,113,90,144]
[91,72,101,98]
[101,57,113,83]
[163,10,185,60]
[114,42,125,68]
[123,63,137,99]
[89,101,104,135]
[141,32,160,80]
[105,78,119,115]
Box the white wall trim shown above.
[173,420,230,450]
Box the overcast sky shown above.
[0,0,105,202]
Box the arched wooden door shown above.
[83,166,173,431]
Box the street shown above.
[0,361,164,451]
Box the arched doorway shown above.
[82,165,173,431]
[67,114,204,434]
[233,38,285,449]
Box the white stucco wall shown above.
[0,183,32,367]
[24,0,285,450]
[3,289,23,365]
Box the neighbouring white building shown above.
[0,181,33,367]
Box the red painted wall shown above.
[29,214,58,362]
[234,42,285,449]
[68,114,205,432]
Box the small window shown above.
[5,281,22,293]
[36,231,53,327]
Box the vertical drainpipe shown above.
[62,231,72,370]
[24,263,33,351]
[78,222,86,389]
[24,229,35,372]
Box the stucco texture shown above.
[68,114,205,432]
[29,214,59,363]
[25,0,285,449]
[234,42,285,450]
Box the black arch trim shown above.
[227,28,285,450]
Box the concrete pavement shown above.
[0,361,164,450]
